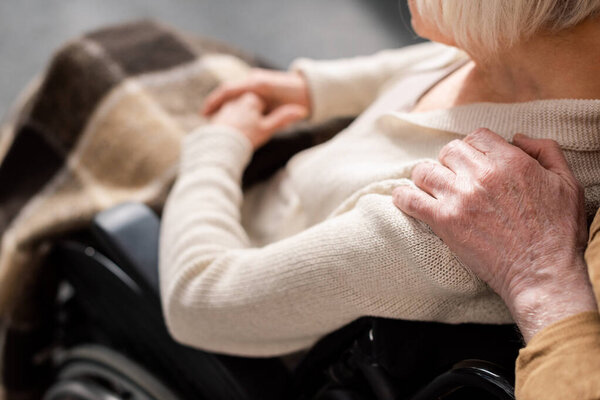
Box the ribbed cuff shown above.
[181,124,253,179]
[290,58,348,125]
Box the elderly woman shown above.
[160,0,600,356]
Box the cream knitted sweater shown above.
[159,42,600,357]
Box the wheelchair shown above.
[4,125,522,400]
[29,198,522,400]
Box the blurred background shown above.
[0,0,423,119]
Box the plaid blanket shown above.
[0,20,258,315]
[0,20,348,399]
[0,20,260,398]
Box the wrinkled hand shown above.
[209,92,307,150]
[202,68,311,117]
[393,128,596,341]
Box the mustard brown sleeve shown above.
[515,312,600,400]
[515,210,600,400]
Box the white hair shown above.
[414,0,600,57]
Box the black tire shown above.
[44,344,182,400]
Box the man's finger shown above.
[202,83,250,115]
[392,185,437,225]
[261,104,308,135]
[513,134,572,176]
[463,128,510,154]
[438,139,485,174]
[411,161,455,199]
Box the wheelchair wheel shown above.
[44,344,182,400]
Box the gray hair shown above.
[414,0,600,57]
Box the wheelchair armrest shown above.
[91,202,160,297]
[410,359,515,400]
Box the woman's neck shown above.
[413,17,600,113]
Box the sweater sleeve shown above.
[159,125,508,357]
[515,312,600,400]
[515,210,600,400]
[290,42,461,124]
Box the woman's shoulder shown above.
[328,178,418,224]
[379,41,468,73]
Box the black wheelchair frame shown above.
[37,201,521,400]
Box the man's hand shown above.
[209,92,307,150]
[393,128,597,341]
[202,68,311,117]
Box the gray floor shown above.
[0,0,422,119]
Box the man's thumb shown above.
[513,134,572,175]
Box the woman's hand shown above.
[393,128,597,341]
[210,92,308,150]
[202,68,312,117]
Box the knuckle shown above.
[412,163,448,193]
[439,140,463,162]
[465,128,494,143]
[468,128,490,140]
[396,190,419,214]
[476,127,495,137]
[405,194,422,214]
[412,163,434,184]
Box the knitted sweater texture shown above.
[159,42,600,356]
